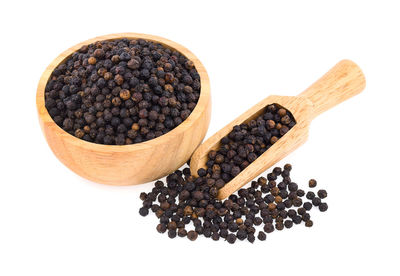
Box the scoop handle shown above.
[298,59,366,120]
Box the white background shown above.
[1,1,399,275]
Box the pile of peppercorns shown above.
[45,38,201,145]
[139,104,328,243]
[202,103,296,186]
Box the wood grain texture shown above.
[299,59,366,119]
[37,33,211,185]
[190,60,365,199]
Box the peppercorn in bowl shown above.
[36,33,211,185]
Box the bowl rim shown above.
[36,32,210,153]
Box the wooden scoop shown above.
[190,59,366,200]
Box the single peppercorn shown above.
[88,57,97,65]
[119,89,131,100]
[187,230,198,241]
[312,197,322,206]
[211,232,220,241]
[296,189,305,197]
[284,220,293,229]
[305,220,313,227]
[317,189,328,199]
[167,221,177,230]
[297,207,306,216]
[139,192,147,201]
[257,231,267,241]
[236,229,247,240]
[275,222,284,231]
[319,202,328,212]
[168,229,177,239]
[139,207,149,217]
[284,164,292,171]
[264,223,275,233]
[178,228,187,237]
[247,234,255,243]
[306,191,316,200]
[303,202,312,211]
[309,179,317,188]
[156,223,167,233]
[227,234,237,244]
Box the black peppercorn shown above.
[293,198,303,207]
[302,213,311,222]
[263,223,274,233]
[247,234,255,243]
[275,222,284,231]
[283,164,292,171]
[288,182,298,192]
[312,197,321,206]
[284,220,293,229]
[220,229,229,239]
[297,207,306,216]
[168,229,177,239]
[303,202,312,211]
[317,189,328,199]
[257,231,267,241]
[319,202,328,212]
[292,215,302,224]
[296,189,305,197]
[309,179,317,188]
[236,229,247,240]
[139,192,147,201]
[156,223,167,233]
[306,191,315,200]
[226,233,237,244]
[305,220,313,227]
[211,232,220,241]
[187,230,198,241]
[167,221,177,230]
[139,207,149,217]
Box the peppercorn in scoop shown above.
[45,38,201,145]
[139,104,328,243]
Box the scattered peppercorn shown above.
[227,234,237,244]
[178,228,187,237]
[45,38,201,145]
[168,229,177,239]
[264,223,275,233]
[317,189,328,199]
[138,105,328,243]
[306,191,315,200]
[156,223,167,233]
[309,179,317,188]
[139,207,149,217]
[187,230,198,241]
[312,197,322,206]
[319,202,328,212]
[211,232,220,241]
[247,234,256,243]
[303,202,312,211]
[284,220,293,229]
[257,231,267,241]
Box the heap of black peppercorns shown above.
[201,103,296,186]
[45,38,201,145]
[139,104,329,243]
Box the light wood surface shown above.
[37,33,211,185]
[190,60,366,199]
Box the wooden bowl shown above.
[36,33,211,185]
